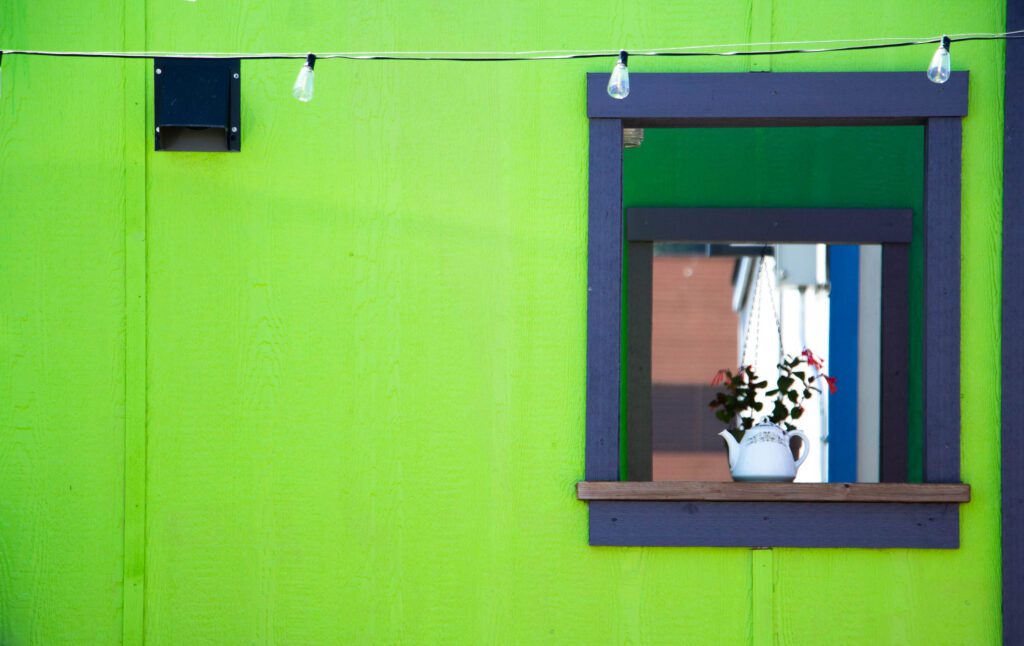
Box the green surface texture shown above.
[0,0,1005,644]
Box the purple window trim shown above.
[584,71,967,548]
[1002,1,1023,640]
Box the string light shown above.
[607,50,629,99]
[0,30,1020,100]
[293,53,315,102]
[2,30,1020,60]
[928,35,952,84]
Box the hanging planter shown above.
[708,256,836,483]
[710,354,835,482]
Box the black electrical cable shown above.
[0,32,1022,62]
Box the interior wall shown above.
[0,0,1006,644]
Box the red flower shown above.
[822,374,838,394]
[801,348,824,370]
[711,369,728,386]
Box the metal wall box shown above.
[154,58,241,152]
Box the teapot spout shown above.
[718,430,739,470]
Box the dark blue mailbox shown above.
[154,57,241,152]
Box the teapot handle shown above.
[787,430,810,470]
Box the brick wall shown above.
[652,256,740,384]
[651,255,738,481]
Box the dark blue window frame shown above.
[581,72,968,548]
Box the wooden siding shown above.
[0,0,1006,644]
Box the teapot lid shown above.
[753,416,784,429]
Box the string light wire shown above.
[1,30,1022,62]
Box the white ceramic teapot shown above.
[718,418,809,482]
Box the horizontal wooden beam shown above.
[627,208,914,243]
[577,481,970,503]
[588,72,968,122]
[589,500,959,548]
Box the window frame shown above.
[582,72,968,548]
[624,207,912,484]
[1004,5,1024,638]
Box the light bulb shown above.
[607,50,629,99]
[927,36,951,84]
[293,53,316,102]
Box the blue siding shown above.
[828,246,860,482]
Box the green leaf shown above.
[792,406,804,419]
[772,401,788,421]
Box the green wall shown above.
[624,126,925,480]
[0,1,1005,644]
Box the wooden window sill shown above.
[577,481,970,503]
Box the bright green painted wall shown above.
[0,1,1005,645]
[623,126,926,480]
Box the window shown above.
[580,72,970,548]
[624,209,912,485]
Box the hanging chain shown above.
[764,256,784,354]
[740,260,763,367]
[739,253,785,369]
